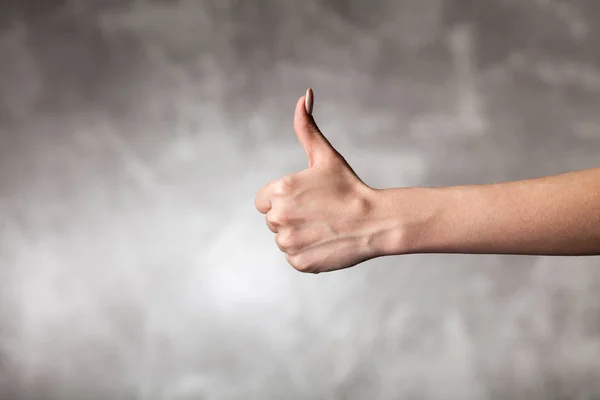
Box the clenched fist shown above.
[255,89,387,273]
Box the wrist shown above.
[368,186,447,256]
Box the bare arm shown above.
[374,168,600,257]
[256,90,600,274]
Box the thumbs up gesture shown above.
[255,89,385,273]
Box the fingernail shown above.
[305,88,314,115]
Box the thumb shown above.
[294,89,337,168]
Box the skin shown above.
[255,91,600,274]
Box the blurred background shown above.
[1,0,600,398]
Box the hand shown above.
[255,89,383,273]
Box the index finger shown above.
[255,182,274,214]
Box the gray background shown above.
[1,0,600,399]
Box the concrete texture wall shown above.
[1,1,600,399]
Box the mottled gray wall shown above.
[1,1,600,399]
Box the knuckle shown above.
[267,211,286,226]
[273,175,294,196]
[287,254,314,273]
[265,216,277,233]
[254,188,270,214]
[276,232,294,251]
[275,239,286,252]
[254,196,265,213]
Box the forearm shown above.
[375,168,600,256]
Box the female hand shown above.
[255,90,385,273]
